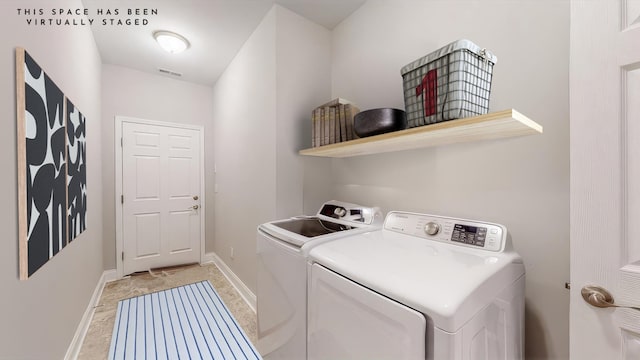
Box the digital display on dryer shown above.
[451,224,487,247]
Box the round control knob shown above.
[334,207,347,217]
[424,222,440,236]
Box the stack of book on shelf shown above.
[311,98,360,147]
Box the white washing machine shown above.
[307,211,525,360]
[257,200,383,359]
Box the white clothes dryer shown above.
[307,211,525,360]
[256,200,383,359]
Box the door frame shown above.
[114,116,206,278]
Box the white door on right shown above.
[571,1,640,358]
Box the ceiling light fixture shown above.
[153,30,190,54]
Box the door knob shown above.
[581,285,640,311]
[193,195,199,200]
[188,205,199,210]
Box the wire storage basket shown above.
[401,39,497,128]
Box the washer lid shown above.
[308,230,524,333]
[259,200,384,248]
[259,218,361,247]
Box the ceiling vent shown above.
[158,68,183,77]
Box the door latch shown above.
[581,285,640,311]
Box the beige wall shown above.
[325,1,570,359]
[0,0,104,358]
[100,64,214,269]
[212,7,278,293]
[212,5,331,293]
[275,7,332,218]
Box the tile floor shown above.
[78,263,257,359]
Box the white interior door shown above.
[570,1,640,358]
[120,120,203,275]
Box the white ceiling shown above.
[81,0,366,86]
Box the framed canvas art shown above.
[16,48,88,279]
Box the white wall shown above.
[212,8,278,293]
[275,7,333,218]
[101,64,214,269]
[0,0,104,358]
[212,5,331,293]
[326,1,569,359]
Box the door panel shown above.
[167,210,192,252]
[622,330,640,360]
[122,121,202,275]
[134,213,161,257]
[626,66,640,262]
[135,156,160,199]
[570,0,640,357]
[168,157,191,196]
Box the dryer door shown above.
[308,263,427,360]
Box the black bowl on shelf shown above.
[354,108,407,138]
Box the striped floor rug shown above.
[108,280,261,360]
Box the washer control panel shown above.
[317,200,383,226]
[384,211,506,252]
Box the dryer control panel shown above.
[383,211,506,252]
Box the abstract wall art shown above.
[66,98,87,242]
[16,48,88,279]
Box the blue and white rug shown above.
[108,280,261,360]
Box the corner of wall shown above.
[274,5,332,218]
[64,269,117,360]
[210,4,277,294]
[203,252,256,312]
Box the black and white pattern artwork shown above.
[66,99,87,241]
[22,50,67,276]
[17,48,90,279]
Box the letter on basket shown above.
[416,69,437,119]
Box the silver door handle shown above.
[188,205,199,210]
[581,285,640,311]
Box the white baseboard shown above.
[203,252,256,313]
[103,269,118,283]
[65,269,117,360]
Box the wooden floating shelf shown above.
[299,109,542,158]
